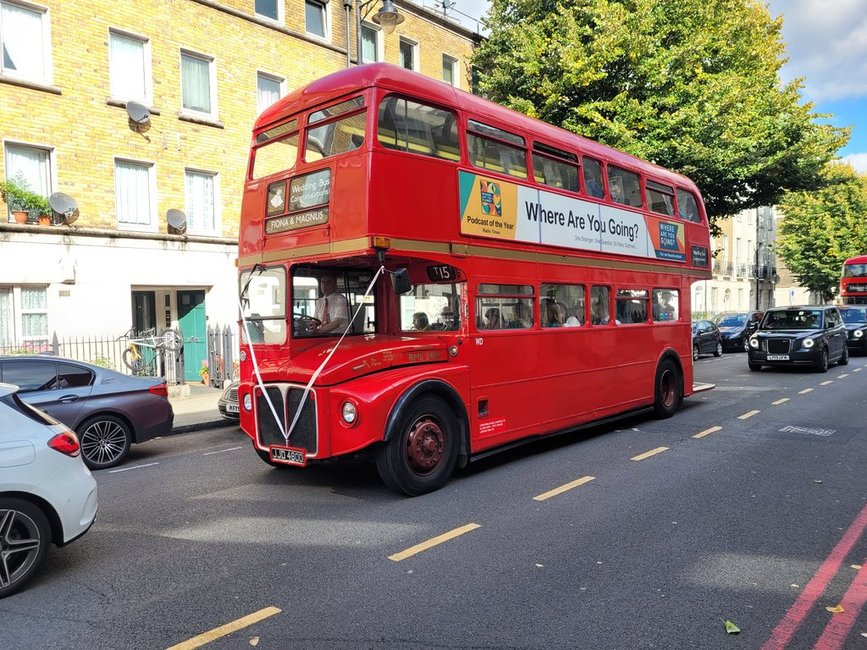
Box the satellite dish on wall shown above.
[167,209,187,235]
[49,192,79,225]
[126,101,151,132]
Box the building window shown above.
[109,30,151,105]
[361,23,380,63]
[0,1,51,84]
[399,37,417,71]
[185,169,219,235]
[4,142,51,221]
[257,72,283,113]
[0,286,48,347]
[305,0,328,39]
[115,159,155,231]
[442,54,458,87]
[20,287,47,341]
[255,0,280,21]
[181,50,217,119]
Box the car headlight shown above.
[749,337,759,349]
[341,401,358,425]
[802,338,814,349]
[243,393,252,411]
[856,330,864,339]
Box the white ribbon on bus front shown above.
[284,265,385,442]
[239,302,288,441]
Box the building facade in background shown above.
[0,0,478,380]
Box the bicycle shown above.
[121,327,183,375]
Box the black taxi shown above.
[747,306,848,372]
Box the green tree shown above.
[471,0,848,225]
[777,163,867,301]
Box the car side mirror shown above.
[390,268,411,295]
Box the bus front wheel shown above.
[377,396,459,497]
[653,358,682,419]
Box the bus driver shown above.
[312,274,349,334]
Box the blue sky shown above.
[452,0,867,172]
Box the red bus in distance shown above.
[840,255,867,305]
[237,63,713,495]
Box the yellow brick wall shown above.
[0,0,477,237]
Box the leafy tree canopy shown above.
[777,163,867,302]
[471,0,849,224]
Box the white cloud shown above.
[768,0,867,101]
[841,152,867,173]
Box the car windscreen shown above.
[840,308,867,324]
[761,309,823,330]
[713,314,747,327]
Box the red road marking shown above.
[813,560,867,649]
[761,503,867,650]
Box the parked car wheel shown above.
[692,344,699,361]
[0,497,51,599]
[78,415,132,469]
[714,341,723,357]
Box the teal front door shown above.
[178,290,206,383]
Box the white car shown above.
[0,382,98,598]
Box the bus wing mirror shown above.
[391,268,411,294]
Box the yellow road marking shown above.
[166,606,281,650]
[799,388,813,394]
[631,447,668,461]
[693,426,722,439]
[820,380,833,386]
[772,398,790,405]
[738,410,760,419]
[388,523,481,562]
[534,476,595,501]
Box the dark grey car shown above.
[839,305,867,354]
[0,356,174,469]
[747,306,848,372]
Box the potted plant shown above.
[0,174,32,224]
[199,360,210,385]
[29,194,52,226]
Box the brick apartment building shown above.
[0,0,479,380]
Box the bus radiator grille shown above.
[256,386,318,455]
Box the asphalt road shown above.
[3,352,866,649]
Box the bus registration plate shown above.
[269,445,307,466]
[767,354,789,361]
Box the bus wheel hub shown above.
[406,417,444,472]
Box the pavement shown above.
[168,381,236,433]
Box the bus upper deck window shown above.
[607,166,642,208]
[645,180,675,216]
[377,96,459,161]
[676,188,701,222]
[252,119,299,180]
[467,120,527,179]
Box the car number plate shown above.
[226,403,239,413]
[269,445,307,466]
[767,354,789,361]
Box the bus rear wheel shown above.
[377,396,458,496]
[653,358,682,419]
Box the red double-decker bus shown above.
[841,255,867,304]
[236,63,713,495]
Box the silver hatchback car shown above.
[0,382,98,598]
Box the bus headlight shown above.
[341,401,358,425]
[856,330,864,338]
[243,393,253,411]
[749,337,759,349]
[802,338,815,349]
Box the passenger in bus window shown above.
[509,300,533,328]
[436,304,459,330]
[412,312,430,331]
[545,302,566,327]
[312,275,350,334]
[609,176,625,204]
[592,300,620,325]
[484,307,502,329]
[653,290,677,321]
[565,305,582,326]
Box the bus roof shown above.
[255,63,701,193]
[844,255,867,265]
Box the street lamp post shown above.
[350,0,404,66]
[755,207,761,310]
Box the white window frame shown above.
[256,71,285,114]
[254,0,283,23]
[184,168,221,236]
[360,22,382,63]
[108,28,153,106]
[180,48,218,121]
[398,37,418,71]
[304,0,330,41]
[3,140,54,221]
[442,54,459,88]
[114,157,157,233]
[0,0,53,85]
[18,286,48,343]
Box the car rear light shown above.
[149,383,169,398]
[48,430,81,457]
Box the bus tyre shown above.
[377,396,459,496]
[653,358,682,419]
